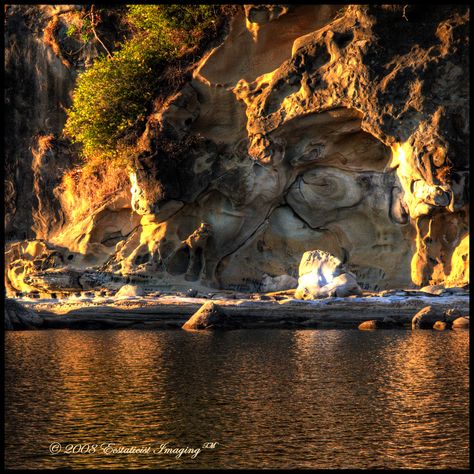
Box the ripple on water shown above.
[5,328,469,469]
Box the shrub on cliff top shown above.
[64,5,221,168]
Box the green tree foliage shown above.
[64,5,220,168]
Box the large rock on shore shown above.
[358,320,382,330]
[411,306,445,329]
[295,250,362,299]
[358,317,399,330]
[433,321,448,331]
[115,284,144,298]
[261,274,297,292]
[452,316,469,329]
[5,298,43,330]
[182,302,239,330]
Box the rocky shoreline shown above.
[6,290,469,330]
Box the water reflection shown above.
[5,329,469,469]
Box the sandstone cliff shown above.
[4,5,469,295]
[4,5,124,239]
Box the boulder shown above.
[298,250,346,282]
[5,298,43,330]
[433,321,448,331]
[295,251,362,299]
[411,306,445,329]
[358,318,399,330]
[186,288,198,298]
[452,317,469,329]
[182,302,239,330]
[358,320,380,330]
[261,274,297,292]
[420,284,446,296]
[115,284,144,298]
[325,273,363,298]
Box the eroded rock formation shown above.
[4,5,469,295]
[4,5,124,240]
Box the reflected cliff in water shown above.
[5,329,469,469]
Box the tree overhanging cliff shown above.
[64,5,227,167]
[4,4,469,295]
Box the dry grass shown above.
[44,15,71,68]
[59,160,130,221]
[36,134,55,153]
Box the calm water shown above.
[5,329,469,469]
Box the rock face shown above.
[5,299,44,330]
[4,5,470,295]
[182,302,238,330]
[4,5,124,241]
[295,250,362,299]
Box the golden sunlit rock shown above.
[4,5,469,295]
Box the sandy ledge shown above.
[15,292,470,330]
